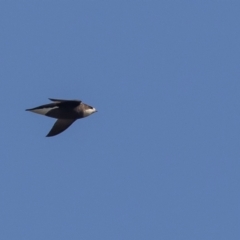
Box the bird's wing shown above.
[26,102,59,111]
[46,119,76,137]
[26,100,81,111]
[49,98,81,103]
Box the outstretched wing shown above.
[26,100,81,112]
[49,98,81,103]
[46,119,76,137]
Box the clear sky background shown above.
[0,1,239,239]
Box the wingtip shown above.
[46,131,55,137]
[46,130,59,137]
[48,98,62,102]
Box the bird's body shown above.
[26,98,97,137]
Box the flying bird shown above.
[26,98,97,137]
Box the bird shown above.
[26,98,97,137]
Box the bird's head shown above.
[84,105,98,117]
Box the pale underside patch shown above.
[31,106,58,115]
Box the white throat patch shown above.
[84,108,97,117]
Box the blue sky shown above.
[0,1,239,239]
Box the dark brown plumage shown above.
[26,98,97,137]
